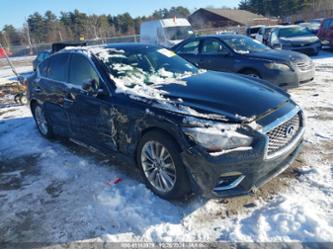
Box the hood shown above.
[244,49,309,63]
[158,71,291,122]
[280,35,320,44]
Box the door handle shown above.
[34,86,41,93]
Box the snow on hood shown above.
[90,47,221,121]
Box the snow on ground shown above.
[0,56,34,85]
[0,51,332,244]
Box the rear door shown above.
[328,19,333,44]
[41,53,71,137]
[198,38,234,72]
[64,53,117,151]
[175,39,200,66]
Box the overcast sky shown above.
[0,0,241,29]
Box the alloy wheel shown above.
[34,105,48,136]
[141,141,177,193]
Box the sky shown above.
[0,0,240,29]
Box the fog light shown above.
[213,172,245,191]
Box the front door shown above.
[64,53,117,151]
[176,39,201,66]
[199,38,234,72]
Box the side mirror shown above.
[82,79,98,94]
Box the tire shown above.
[19,95,28,105]
[14,95,20,104]
[137,131,191,200]
[32,104,54,139]
[241,69,261,79]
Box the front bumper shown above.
[283,43,321,55]
[262,64,315,89]
[180,109,305,199]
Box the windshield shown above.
[222,36,269,54]
[279,27,312,37]
[92,46,199,87]
[165,26,193,41]
[300,22,321,31]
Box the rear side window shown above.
[69,54,100,86]
[47,53,70,82]
[178,40,200,54]
[38,59,49,77]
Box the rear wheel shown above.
[32,104,53,138]
[137,131,191,200]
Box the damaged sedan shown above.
[27,43,305,200]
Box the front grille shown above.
[296,60,314,71]
[266,113,302,156]
[292,43,312,47]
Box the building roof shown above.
[192,8,265,26]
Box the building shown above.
[188,8,276,29]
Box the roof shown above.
[60,43,159,54]
[191,8,265,26]
[160,18,191,27]
[142,18,191,28]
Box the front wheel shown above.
[32,104,54,139]
[137,131,191,200]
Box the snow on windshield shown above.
[90,47,220,120]
[223,36,268,54]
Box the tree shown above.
[238,0,312,17]
[1,5,191,47]
[27,12,46,43]
[2,25,21,46]
[44,11,59,42]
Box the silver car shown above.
[269,25,322,56]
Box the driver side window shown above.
[69,54,100,87]
[201,39,226,55]
[178,40,199,55]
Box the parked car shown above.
[317,17,333,48]
[140,18,194,48]
[269,25,321,55]
[172,35,314,89]
[299,21,322,35]
[28,43,305,200]
[32,50,51,71]
[256,26,281,45]
[246,25,265,39]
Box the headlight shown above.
[183,126,253,152]
[265,62,292,71]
